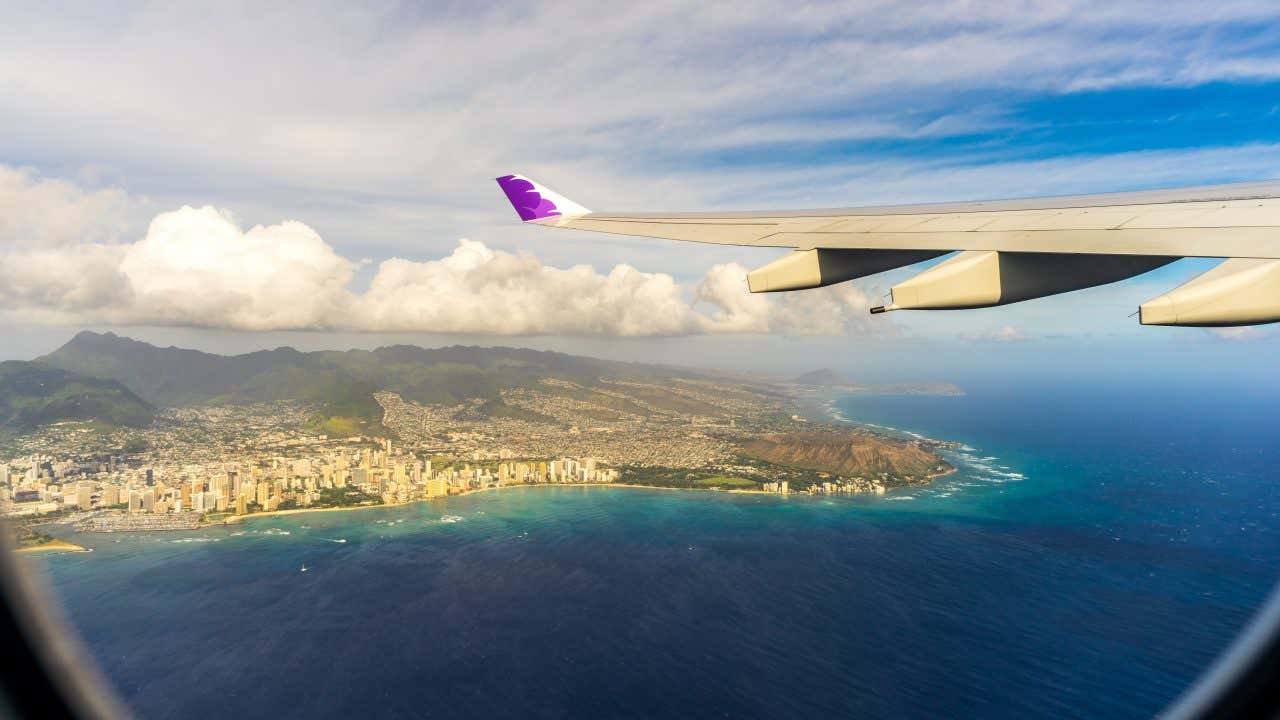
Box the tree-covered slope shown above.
[0,361,154,429]
[37,332,699,434]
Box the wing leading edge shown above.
[495,174,1280,327]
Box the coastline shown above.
[217,501,414,525]
[16,539,89,554]
[211,482,774,526]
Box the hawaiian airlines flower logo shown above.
[496,175,560,221]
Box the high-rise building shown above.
[128,490,141,513]
[256,483,270,507]
[235,494,247,515]
[102,485,120,507]
[425,476,448,498]
[75,483,92,509]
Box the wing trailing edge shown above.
[496,175,1280,326]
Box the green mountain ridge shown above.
[37,332,699,434]
[0,361,154,430]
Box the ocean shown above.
[30,378,1280,719]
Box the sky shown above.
[2,1,1280,383]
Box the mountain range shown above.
[32,331,693,434]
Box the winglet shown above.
[495,174,590,222]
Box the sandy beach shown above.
[16,539,89,554]
[212,482,775,525]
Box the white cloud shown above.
[354,240,698,336]
[117,207,357,330]
[693,263,881,335]
[0,165,133,247]
[0,188,882,337]
[0,205,356,331]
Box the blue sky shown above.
[1,1,1279,378]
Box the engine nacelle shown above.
[872,251,1175,312]
[747,248,945,293]
[1139,258,1280,326]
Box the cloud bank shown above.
[0,169,877,336]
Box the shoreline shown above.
[16,539,89,554]
[211,482,775,526]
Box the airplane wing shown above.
[496,174,1280,327]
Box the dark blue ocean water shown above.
[31,379,1280,719]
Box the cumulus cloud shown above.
[0,165,133,248]
[120,207,357,330]
[0,199,881,337]
[0,206,356,330]
[693,263,879,335]
[355,240,698,335]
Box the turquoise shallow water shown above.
[32,378,1280,719]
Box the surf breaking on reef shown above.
[824,398,1027,502]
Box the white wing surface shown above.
[496,174,1280,327]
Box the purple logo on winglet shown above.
[496,175,560,221]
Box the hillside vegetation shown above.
[38,332,702,435]
[0,361,154,430]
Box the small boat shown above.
[300,565,308,573]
